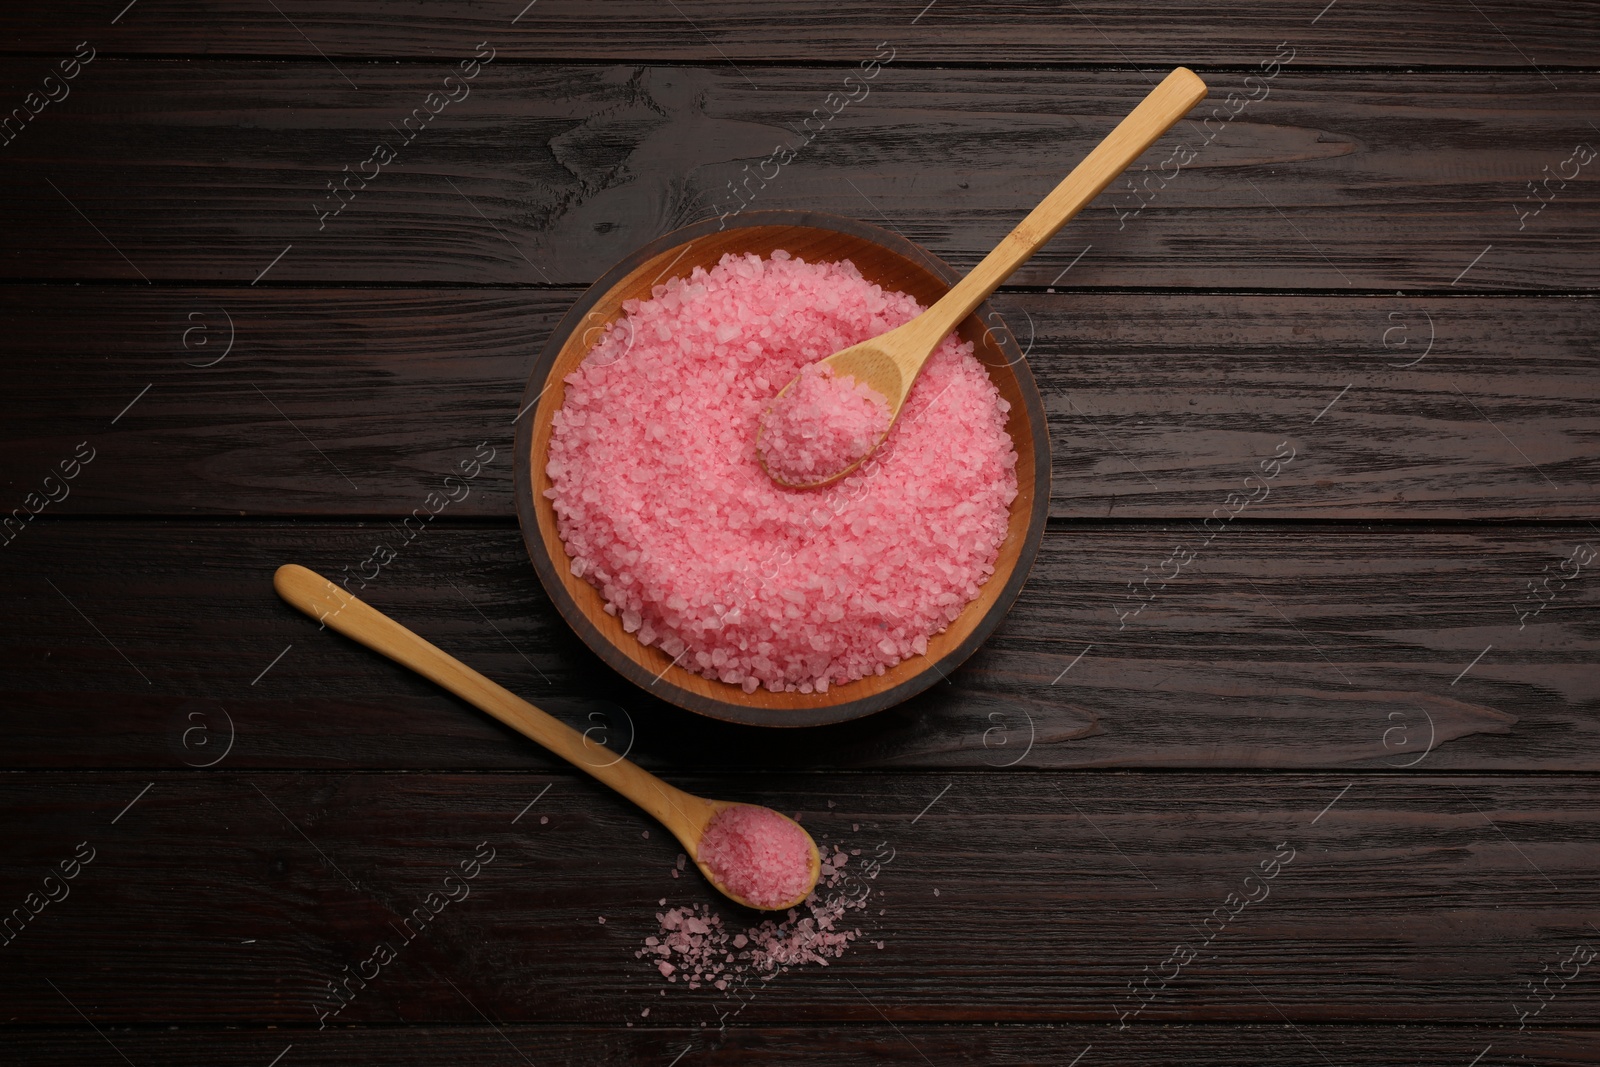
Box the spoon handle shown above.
[908,66,1207,347]
[272,563,702,833]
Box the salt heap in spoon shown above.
[696,804,813,909]
[758,361,892,485]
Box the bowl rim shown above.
[513,208,1051,728]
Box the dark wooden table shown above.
[3,3,1598,1063]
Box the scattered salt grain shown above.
[545,252,1018,694]
[697,805,813,909]
[598,916,607,924]
[539,815,548,825]
[637,835,879,998]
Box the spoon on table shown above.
[273,564,821,911]
[757,66,1208,488]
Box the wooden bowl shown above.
[514,210,1050,728]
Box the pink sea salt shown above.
[545,251,1018,694]
[697,805,813,910]
[759,362,891,484]
[637,834,883,997]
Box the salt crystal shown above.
[544,252,1018,695]
[539,816,548,825]
[637,869,873,994]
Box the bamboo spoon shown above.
[757,66,1208,488]
[273,563,821,911]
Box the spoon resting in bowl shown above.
[273,564,821,911]
[756,66,1207,489]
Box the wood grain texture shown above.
[2,1,1596,67]
[1,521,1593,771]
[2,772,1596,1025]
[1,287,1594,519]
[0,65,1595,289]
[0,1025,1595,1066]
[3,4,1597,1056]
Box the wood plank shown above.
[3,1,1597,67]
[2,287,1595,520]
[0,65,1596,289]
[0,1025,1595,1066]
[2,771,1597,1025]
[2,521,1593,770]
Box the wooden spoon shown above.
[758,66,1207,488]
[273,563,821,911]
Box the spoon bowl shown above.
[273,563,822,911]
[753,332,910,488]
[688,800,822,912]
